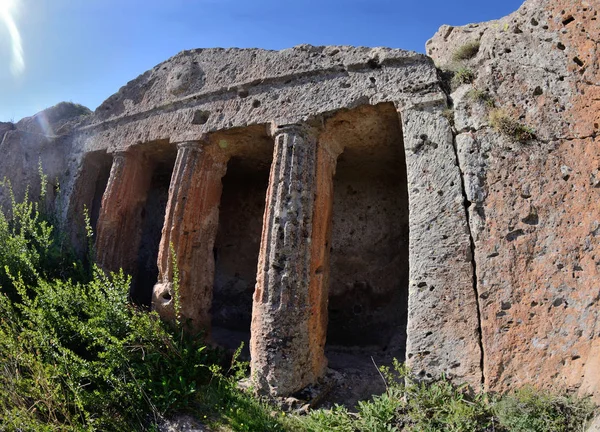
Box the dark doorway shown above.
[323,103,409,407]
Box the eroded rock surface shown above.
[1,0,599,403]
[428,0,600,400]
[0,102,91,214]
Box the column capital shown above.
[268,122,319,139]
[175,140,205,151]
[108,148,146,163]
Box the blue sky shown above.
[0,0,523,122]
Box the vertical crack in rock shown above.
[450,128,485,387]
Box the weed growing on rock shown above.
[489,108,535,142]
[467,88,495,108]
[442,108,455,127]
[452,41,481,61]
[452,66,476,88]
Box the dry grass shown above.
[489,109,535,142]
[452,41,481,61]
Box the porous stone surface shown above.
[154,141,227,332]
[0,102,91,215]
[61,45,481,397]
[428,0,600,400]
[3,0,599,402]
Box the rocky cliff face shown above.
[428,0,600,399]
[0,102,91,215]
[1,0,598,403]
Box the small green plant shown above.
[201,344,290,432]
[493,386,596,432]
[442,108,455,127]
[489,108,535,142]
[452,41,481,61]
[467,88,495,108]
[169,242,182,325]
[294,359,596,432]
[452,66,476,88]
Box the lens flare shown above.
[0,0,25,77]
[35,111,53,136]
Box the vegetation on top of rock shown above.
[452,40,481,61]
[442,108,455,128]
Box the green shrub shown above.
[0,265,218,430]
[296,360,491,432]
[300,404,355,432]
[294,359,596,432]
[493,386,596,432]
[0,182,219,431]
[489,108,535,142]
[452,41,481,61]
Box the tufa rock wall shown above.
[428,0,600,399]
[0,0,597,401]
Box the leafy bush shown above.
[295,359,596,432]
[297,360,491,432]
[0,182,219,431]
[452,41,481,61]
[489,108,535,142]
[0,180,86,299]
[493,386,596,432]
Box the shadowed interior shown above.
[320,102,409,406]
[132,141,177,307]
[210,126,273,352]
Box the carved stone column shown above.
[95,150,152,275]
[152,141,227,334]
[250,124,325,396]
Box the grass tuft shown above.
[489,108,535,142]
[467,88,495,107]
[452,41,481,61]
[442,108,455,127]
[452,66,476,88]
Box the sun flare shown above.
[0,0,25,77]
[0,0,15,13]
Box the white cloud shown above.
[0,0,25,77]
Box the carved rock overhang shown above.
[73,46,446,153]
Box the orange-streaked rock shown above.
[153,141,227,333]
[250,124,322,396]
[95,150,153,275]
